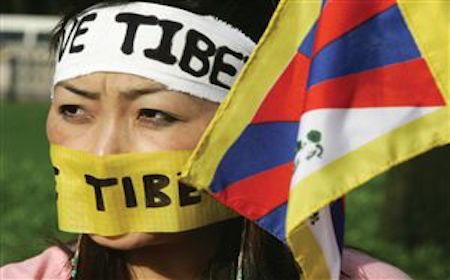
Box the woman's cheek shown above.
[47,110,66,145]
[47,108,92,148]
[132,125,189,152]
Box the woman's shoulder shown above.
[0,246,71,280]
[341,248,411,280]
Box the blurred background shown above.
[1,1,449,279]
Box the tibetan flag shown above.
[182,0,449,279]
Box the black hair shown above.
[51,1,302,279]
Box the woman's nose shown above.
[88,117,128,156]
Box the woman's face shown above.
[47,72,218,250]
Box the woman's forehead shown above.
[54,72,219,109]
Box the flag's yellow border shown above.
[289,223,332,280]
[398,0,449,102]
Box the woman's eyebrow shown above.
[120,85,167,99]
[60,83,100,99]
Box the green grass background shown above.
[1,102,449,279]
[0,102,75,266]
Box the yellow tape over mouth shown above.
[51,145,236,236]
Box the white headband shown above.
[53,2,256,102]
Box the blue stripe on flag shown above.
[307,5,421,88]
[330,199,345,254]
[256,203,288,243]
[210,122,299,193]
[298,23,317,57]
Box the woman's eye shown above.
[138,109,178,127]
[58,105,88,121]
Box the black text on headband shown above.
[58,12,250,90]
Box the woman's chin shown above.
[89,226,216,250]
[89,233,168,250]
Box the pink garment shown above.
[341,248,411,280]
[0,247,70,280]
[1,247,410,279]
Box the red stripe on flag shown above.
[252,53,310,124]
[302,58,445,113]
[312,0,397,56]
[213,162,293,220]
